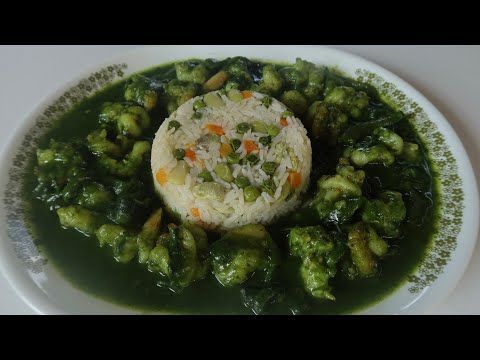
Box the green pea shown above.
[215,163,234,182]
[261,96,272,108]
[282,110,294,117]
[267,124,280,137]
[230,138,242,151]
[227,153,240,164]
[193,99,206,111]
[261,179,277,196]
[192,111,203,120]
[244,186,261,202]
[234,175,250,189]
[227,89,243,102]
[168,120,181,132]
[173,148,185,160]
[259,136,272,147]
[236,122,252,134]
[246,153,259,165]
[252,120,268,133]
[198,170,213,182]
[261,161,278,175]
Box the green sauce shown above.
[22,59,438,314]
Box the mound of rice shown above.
[151,90,312,230]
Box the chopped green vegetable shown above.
[236,122,252,134]
[244,186,260,202]
[173,148,185,160]
[261,161,278,176]
[234,175,250,189]
[215,163,234,182]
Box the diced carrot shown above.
[185,149,196,161]
[288,171,302,188]
[191,208,200,217]
[220,143,233,157]
[243,140,258,154]
[206,124,225,136]
[280,118,289,127]
[241,90,253,99]
[155,168,168,186]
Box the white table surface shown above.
[0,45,478,315]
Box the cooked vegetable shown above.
[211,224,279,287]
[57,205,100,236]
[288,225,340,300]
[137,208,163,264]
[96,224,138,263]
[244,186,260,202]
[324,86,369,118]
[257,65,284,95]
[175,61,209,84]
[203,70,229,91]
[347,144,395,167]
[362,191,406,237]
[99,103,150,138]
[374,127,404,155]
[124,75,158,111]
[96,141,150,177]
[215,163,234,182]
[400,142,421,163]
[147,223,208,290]
[281,90,308,115]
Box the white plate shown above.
[0,45,478,314]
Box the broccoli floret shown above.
[324,86,369,118]
[347,144,395,167]
[210,224,279,287]
[124,75,158,111]
[57,205,100,236]
[147,223,209,291]
[256,65,284,95]
[95,224,138,263]
[374,127,404,155]
[175,61,209,84]
[281,90,308,115]
[362,191,406,237]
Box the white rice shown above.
[151,90,312,230]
